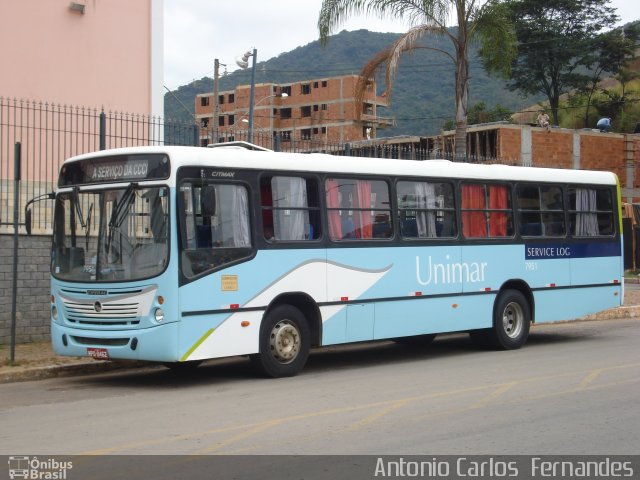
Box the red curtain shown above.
[353,180,373,239]
[489,185,508,237]
[461,184,486,238]
[325,179,342,240]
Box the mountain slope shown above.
[165,29,537,137]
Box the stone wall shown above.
[0,234,51,345]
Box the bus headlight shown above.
[51,305,58,321]
[154,308,165,323]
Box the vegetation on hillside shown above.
[164,29,536,137]
[317,0,516,159]
[558,78,640,132]
[488,0,620,125]
[165,19,639,138]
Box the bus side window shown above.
[517,185,565,238]
[569,187,614,236]
[326,178,392,241]
[461,183,513,238]
[397,181,455,239]
[261,175,321,242]
[180,182,253,277]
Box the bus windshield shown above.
[52,185,169,282]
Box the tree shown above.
[581,23,640,127]
[492,0,618,125]
[467,101,513,124]
[615,66,640,132]
[318,0,516,161]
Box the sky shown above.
[164,0,639,90]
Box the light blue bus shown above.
[44,143,623,377]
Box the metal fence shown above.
[1,96,489,234]
[199,127,478,162]
[0,97,200,234]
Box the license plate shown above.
[87,347,110,360]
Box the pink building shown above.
[0,0,163,115]
[0,0,163,234]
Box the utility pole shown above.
[213,58,220,144]
[247,48,257,144]
[10,142,21,364]
[236,48,257,143]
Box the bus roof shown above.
[61,145,618,186]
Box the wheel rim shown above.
[502,301,524,339]
[269,320,300,364]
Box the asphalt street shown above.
[0,318,638,457]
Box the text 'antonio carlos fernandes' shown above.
[374,457,635,478]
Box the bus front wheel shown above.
[488,289,530,350]
[251,304,310,378]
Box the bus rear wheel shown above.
[251,304,310,378]
[488,289,530,350]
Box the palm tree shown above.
[318,0,515,160]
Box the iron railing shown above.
[0,97,199,233]
[1,96,499,234]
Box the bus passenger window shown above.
[325,178,392,241]
[517,185,565,237]
[397,181,456,239]
[180,182,252,277]
[569,187,614,236]
[461,183,513,238]
[260,175,321,242]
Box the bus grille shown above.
[63,301,140,326]
[59,286,157,327]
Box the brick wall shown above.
[532,130,574,169]
[493,127,640,198]
[498,128,521,163]
[580,133,626,175]
[0,234,51,345]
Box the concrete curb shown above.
[0,360,149,384]
[578,305,640,321]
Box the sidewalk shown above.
[2,286,640,384]
[0,342,148,383]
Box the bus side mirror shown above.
[24,191,55,236]
[25,208,32,236]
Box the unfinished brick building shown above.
[194,75,392,148]
[352,124,640,203]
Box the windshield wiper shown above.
[106,183,137,259]
[84,203,93,250]
[72,186,86,229]
[109,183,137,230]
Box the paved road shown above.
[1,318,638,456]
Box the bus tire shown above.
[251,304,310,378]
[488,289,530,350]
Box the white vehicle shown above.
[44,143,623,377]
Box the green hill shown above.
[164,29,539,137]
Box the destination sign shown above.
[525,242,620,259]
[58,154,170,186]
[87,160,149,181]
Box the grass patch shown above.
[624,270,640,279]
